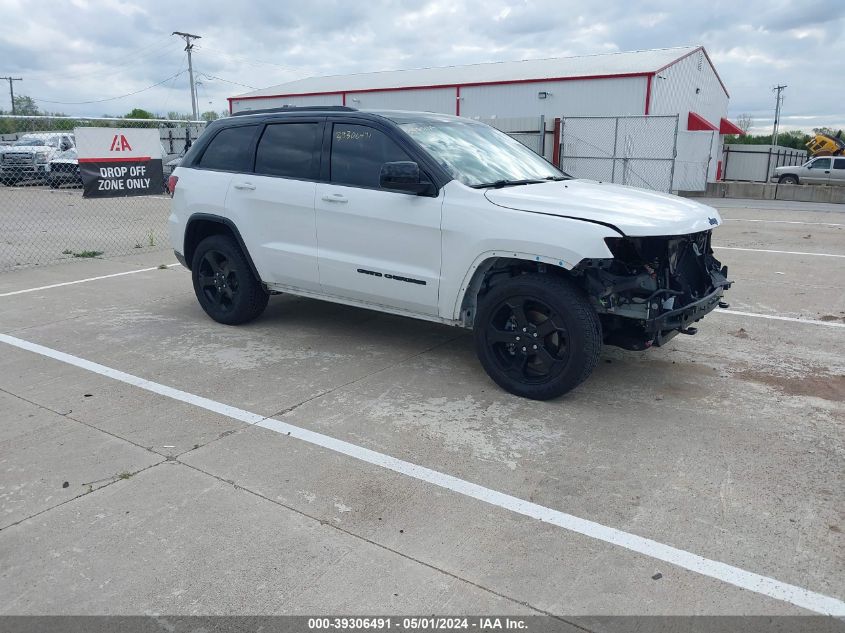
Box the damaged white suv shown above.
[169,107,731,399]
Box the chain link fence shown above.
[476,116,548,159]
[558,115,681,193]
[1,115,206,271]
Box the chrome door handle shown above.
[321,193,348,203]
[233,182,256,190]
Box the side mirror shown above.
[379,161,435,196]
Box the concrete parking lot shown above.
[0,198,842,620]
[0,185,169,271]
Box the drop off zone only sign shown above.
[75,127,164,198]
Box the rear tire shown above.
[779,175,799,185]
[191,234,268,325]
[473,274,602,400]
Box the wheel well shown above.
[779,173,799,182]
[459,257,574,327]
[183,215,261,283]
[183,218,236,269]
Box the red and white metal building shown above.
[229,45,743,186]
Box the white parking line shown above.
[716,309,845,328]
[714,246,845,258]
[0,331,842,616]
[723,219,843,227]
[0,264,181,297]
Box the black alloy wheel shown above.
[474,274,602,400]
[191,234,268,325]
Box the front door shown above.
[315,121,442,316]
[804,157,831,184]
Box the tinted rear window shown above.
[255,123,321,180]
[199,125,258,172]
[834,158,845,170]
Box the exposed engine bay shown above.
[572,230,732,350]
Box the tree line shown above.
[0,95,227,135]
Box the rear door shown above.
[804,157,831,184]
[315,120,442,315]
[831,158,845,185]
[225,119,323,290]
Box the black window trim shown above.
[194,123,262,175]
[252,119,325,183]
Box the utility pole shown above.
[172,32,201,120]
[771,84,787,147]
[1,77,22,114]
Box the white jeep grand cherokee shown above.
[169,107,731,400]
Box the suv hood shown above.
[484,180,722,237]
[3,145,52,154]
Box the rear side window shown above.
[330,123,411,189]
[255,123,321,180]
[834,158,845,170]
[198,125,258,172]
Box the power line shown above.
[1,76,22,114]
[160,55,189,116]
[193,44,301,72]
[23,36,180,82]
[30,70,188,105]
[196,72,257,90]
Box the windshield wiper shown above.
[471,179,546,189]
[544,175,570,181]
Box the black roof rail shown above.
[230,105,357,117]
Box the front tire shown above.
[191,234,269,325]
[473,274,602,400]
[779,175,799,185]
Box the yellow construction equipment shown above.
[805,132,845,157]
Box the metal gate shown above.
[558,115,679,193]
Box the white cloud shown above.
[0,0,841,132]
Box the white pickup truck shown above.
[169,107,732,399]
[0,132,75,186]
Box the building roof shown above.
[232,45,707,100]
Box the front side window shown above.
[810,158,831,170]
[391,115,565,187]
[255,123,321,180]
[330,124,411,188]
[198,125,258,172]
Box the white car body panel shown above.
[314,181,443,315]
[168,166,232,259]
[484,180,722,236]
[227,174,321,291]
[437,181,620,320]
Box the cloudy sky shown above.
[1,0,842,133]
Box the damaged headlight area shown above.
[571,231,732,350]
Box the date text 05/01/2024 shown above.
[307,618,528,630]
